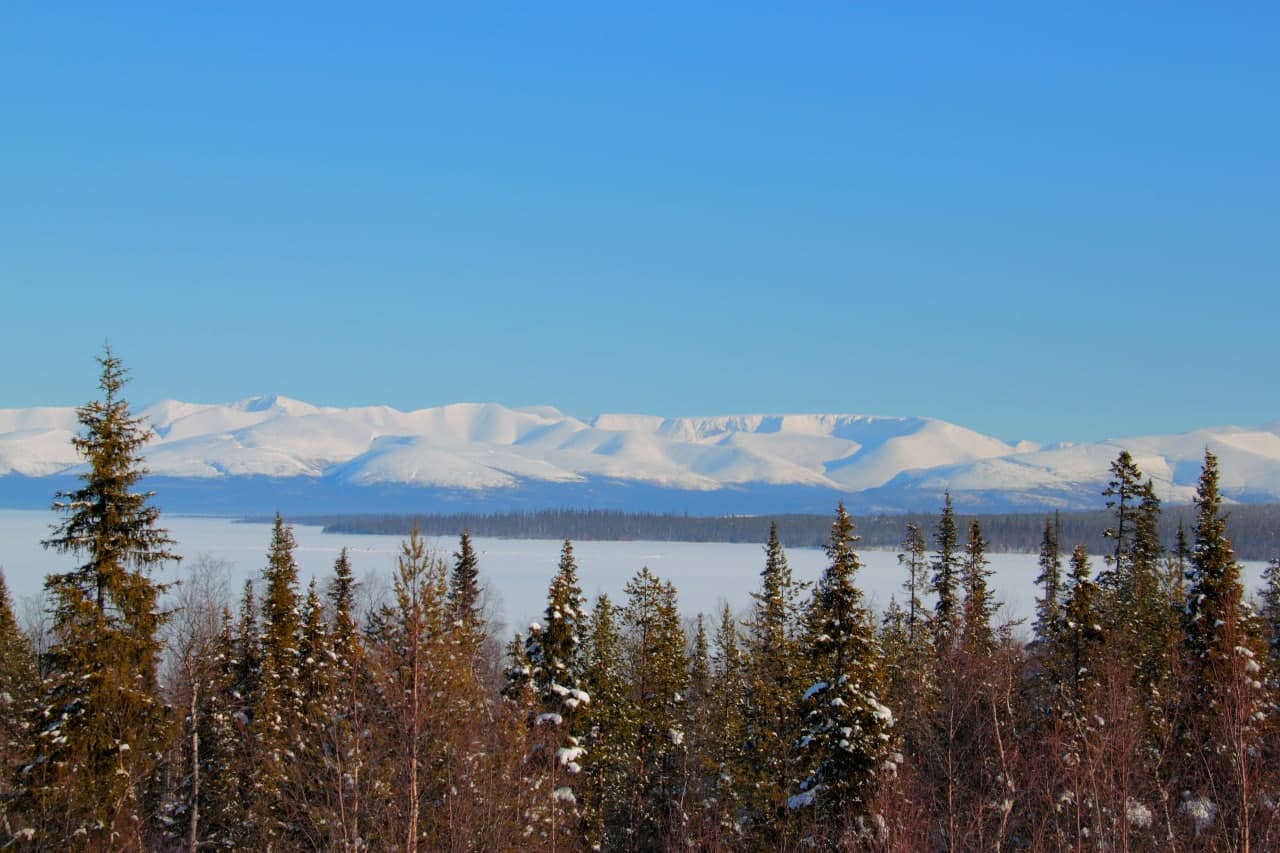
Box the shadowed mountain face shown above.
[3,397,1279,514]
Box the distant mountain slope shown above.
[2,396,1278,513]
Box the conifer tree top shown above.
[43,345,180,580]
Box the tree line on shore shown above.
[302,501,1280,562]
[3,351,1280,851]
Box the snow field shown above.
[2,510,1269,642]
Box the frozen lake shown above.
[0,509,1268,639]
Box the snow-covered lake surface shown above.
[0,509,1269,639]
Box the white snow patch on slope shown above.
[4,399,1280,504]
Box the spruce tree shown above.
[1033,513,1062,645]
[1185,450,1247,667]
[898,522,928,646]
[1097,453,1177,735]
[501,631,534,707]
[1127,478,1179,727]
[792,504,894,826]
[0,571,36,717]
[197,578,260,849]
[579,594,634,849]
[183,608,243,851]
[616,567,689,847]
[0,570,37,842]
[924,505,1010,852]
[515,539,590,844]
[931,492,961,648]
[1059,545,1104,705]
[878,597,909,697]
[232,579,261,707]
[526,540,588,721]
[292,578,334,841]
[1101,450,1145,595]
[705,602,747,839]
[327,549,360,666]
[445,531,488,752]
[1180,450,1267,848]
[883,524,934,760]
[1039,544,1112,849]
[1173,519,1190,603]
[681,614,714,839]
[26,348,180,847]
[961,519,995,656]
[249,514,305,846]
[689,614,711,705]
[1261,556,1280,665]
[299,578,330,703]
[1105,471,1164,637]
[742,521,807,836]
[325,548,370,852]
[448,529,483,638]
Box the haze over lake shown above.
[1,509,1268,636]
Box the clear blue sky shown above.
[2,4,1276,444]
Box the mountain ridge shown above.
[2,396,1278,513]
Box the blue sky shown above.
[2,4,1276,444]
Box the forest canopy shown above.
[5,353,1280,851]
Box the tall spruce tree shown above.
[325,548,371,853]
[446,529,488,751]
[448,530,483,638]
[1033,514,1062,645]
[1059,545,1104,705]
[742,521,807,837]
[931,492,961,648]
[1101,450,1145,594]
[187,608,245,851]
[249,514,305,846]
[515,539,590,845]
[25,348,179,848]
[1126,478,1179,727]
[961,519,995,656]
[1185,450,1248,669]
[620,568,689,847]
[1180,449,1267,848]
[792,504,894,825]
[1097,453,1178,732]
[705,602,748,838]
[292,578,334,840]
[898,522,929,646]
[196,578,261,849]
[525,540,588,720]
[579,594,633,850]
[883,524,934,758]
[1106,471,1164,637]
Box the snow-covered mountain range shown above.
[2,396,1278,514]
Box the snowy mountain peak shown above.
[234,394,317,415]
[1,398,1278,512]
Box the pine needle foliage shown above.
[25,347,179,848]
[741,521,808,836]
[931,492,961,648]
[0,570,37,840]
[448,530,483,641]
[793,503,894,825]
[961,519,995,657]
[1033,514,1062,645]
